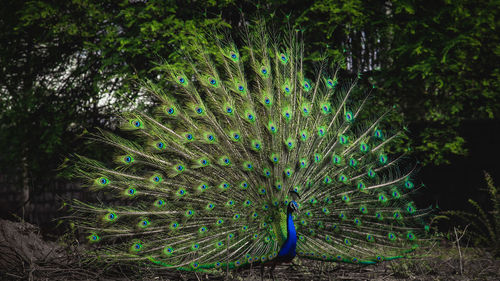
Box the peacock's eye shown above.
[231,54,237,59]
[405,180,414,189]
[227,107,232,113]
[345,111,353,121]
[238,85,244,91]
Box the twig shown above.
[225,235,229,281]
[454,224,470,275]
[5,272,24,279]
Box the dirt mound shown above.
[0,219,63,267]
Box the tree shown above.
[0,0,231,221]
[294,0,499,164]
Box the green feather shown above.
[70,22,431,272]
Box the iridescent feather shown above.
[70,23,431,272]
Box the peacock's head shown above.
[288,201,299,213]
[288,190,301,213]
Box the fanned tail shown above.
[69,22,430,271]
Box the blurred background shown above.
[0,0,498,237]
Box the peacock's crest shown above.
[71,23,430,271]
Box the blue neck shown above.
[277,209,297,259]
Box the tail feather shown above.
[70,22,430,271]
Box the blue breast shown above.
[277,211,297,259]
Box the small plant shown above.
[438,171,500,257]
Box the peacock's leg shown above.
[269,261,277,281]
[260,263,265,281]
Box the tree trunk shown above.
[21,147,30,222]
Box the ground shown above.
[1,219,499,280]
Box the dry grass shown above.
[1,219,498,281]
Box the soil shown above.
[0,219,499,280]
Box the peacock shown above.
[70,23,430,275]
